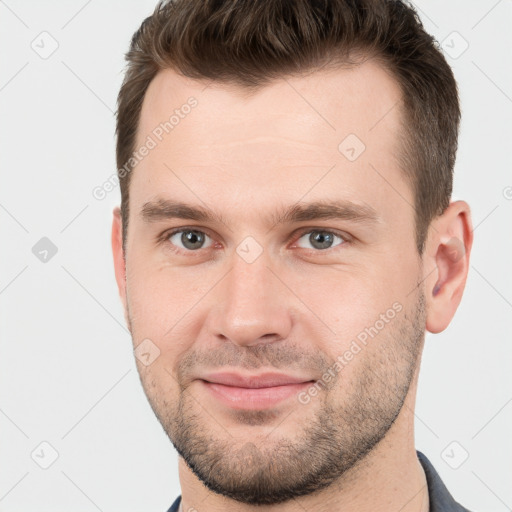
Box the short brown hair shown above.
[116,0,460,254]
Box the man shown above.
[111,0,474,510]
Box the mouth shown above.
[198,372,315,410]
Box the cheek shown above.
[284,258,417,361]
[125,259,213,346]
[286,264,399,329]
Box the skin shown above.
[112,60,473,512]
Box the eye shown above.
[294,229,347,251]
[167,229,214,251]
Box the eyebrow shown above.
[140,198,380,228]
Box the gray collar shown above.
[417,450,473,512]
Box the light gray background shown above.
[1,1,511,511]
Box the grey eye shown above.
[296,230,345,250]
[168,230,213,251]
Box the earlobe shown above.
[424,201,473,334]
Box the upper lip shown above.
[200,372,314,389]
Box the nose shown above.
[206,251,294,348]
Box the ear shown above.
[424,200,473,334]
[112,206,128,316]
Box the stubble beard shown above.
[132,290,426,506]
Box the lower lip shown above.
[200,380,313,410]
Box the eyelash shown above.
[158,226,352,255]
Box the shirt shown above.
[166,450,473,511]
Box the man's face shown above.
[117,61,427,504]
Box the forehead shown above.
[131,60,410,226]
[138,59,402,149]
